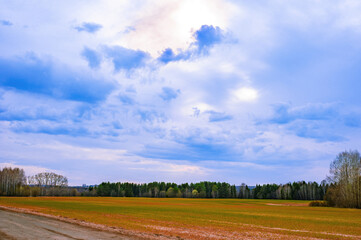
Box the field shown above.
[0,197,360,239]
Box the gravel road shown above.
[0,209,133,240]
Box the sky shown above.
[0,0,361,186]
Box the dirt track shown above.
[0,209,132,240]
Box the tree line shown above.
[92,180,328,200]
[0,167,327,200]
[1,150,360,208]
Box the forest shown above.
[91,180,328,201]
[0,150,360,208]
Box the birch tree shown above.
[327,150,361,208]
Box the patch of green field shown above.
[0,197,360,239]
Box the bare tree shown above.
[327,150,361,208]
[28,172,68,196]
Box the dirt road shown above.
[0,209,133,240]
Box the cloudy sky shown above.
[1,0,360,185]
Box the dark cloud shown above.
[270,103,338,124]
[137,109,166,123]
[158,48,190,63]
[104,46,150,71]
[292,123,346,142]
[0,54,114,103]
[343,113,361,128]
[81,47,102,69]
[207,111,233,122]
[138,131,237,162]
[157,25,224,64]
[74,22,102,33]
[0,108,57,122]
[13,123,90,136]
[0,20,13,26]
[267,103,360,142]
[193,25,223,50]
[159,87,180,101]
[118,94,135,105]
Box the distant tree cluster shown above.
[28,172,69,196]
[93,181,238,198]
[252,181,328,200]
[0,168,73,196]
[325,150,361,208]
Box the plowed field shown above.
[0,197,360,239]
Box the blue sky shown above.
[1,0,361,185]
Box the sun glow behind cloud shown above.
[234,87,259,102]
[122,0,233,56]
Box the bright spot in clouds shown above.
[234,87,258,102]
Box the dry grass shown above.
[0,197,360,239]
